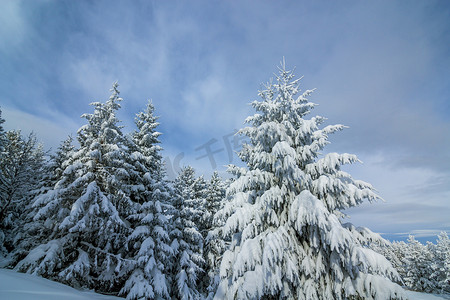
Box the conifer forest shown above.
[0,65,449,299]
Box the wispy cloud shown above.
[0,0,27,53]
[389,229,448,238]
[2,106,81,150]
[0,0,449,241]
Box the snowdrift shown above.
[0,268,448,300]
[0,268,121,300]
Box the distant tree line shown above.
[371,233,449,294]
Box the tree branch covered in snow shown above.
[214,63,406,299]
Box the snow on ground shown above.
[0,268,121,300]
[0,268,448,300]
[406,290,450,300]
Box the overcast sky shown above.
[1,0,449,243]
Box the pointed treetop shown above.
[0,107,5,127]
[0,107,5,150]
[106,81,122,112]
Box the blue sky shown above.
[1,0,449,243]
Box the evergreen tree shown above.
[0,131,38,225]
[403,235,435,292]
[194,175,208,237]
[24,136,77,250]
[0,108,5,153]
[214,63,405,299]
[120,101,173,299]
[371,232,450,294]
[172,166,205,300]
[204,172,225,236]
[6,142,49,265]
[431,232,450,294]
[203,172,226,299]
[0,131,44,258]
[392,241,409,283]
[371,240,409,286]
[47,136,76,191]
[10,136,76,267]
[15,83,131,292]
[129,101,165,190]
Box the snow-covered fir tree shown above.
[10,136,76,267]
[203,172,227,299]
[172,166,205,300]
[0,131,44,259]
[0,108,5,152]
[431,232,450,294]
[370,240,409,286]
[194,175,208,237]
[0,131,40,226]
[15,83,132,292]
[14,136,76,255]
[403,235,435,293]
[0,108,5,255]
[29,136,76,230]
[120,101,174,300]
[370,232,450,295]
[6,142,49,265]
[403,235,435,292]
[126,101,168,206]
[204,172,226,237]
[46,136,76,192]
[214,63,406,299]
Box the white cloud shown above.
[388,229,448,239]
[0,1,27,53]
[343,153,450,234]
[66,57,117,101]
[2,106,80,151]
[179,71,250,135]
[0,0,448,241]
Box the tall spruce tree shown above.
[16,83,132,292]
[0,110,5,257]
[204,172,225,237]
[0,108,5,153]
[120,101,174,299]
[214,63,405,299]
[0,132,40,225]
[0,131,44,259]
[203,171,227,299]
[172,166,205,300]
[6,142,49,265]
[403,236,435,293]
[431,232,450,294]
[25,136,77,247]
[370,240,408,286]
[10,136,75,265]
[47,136,76,191]
[194,175,208,238]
